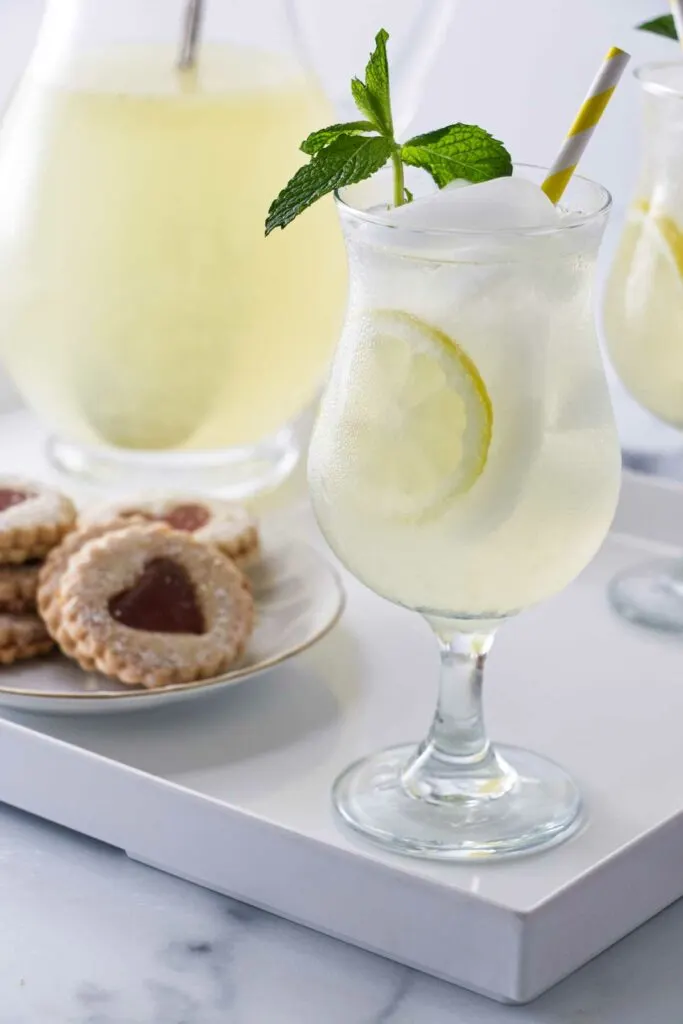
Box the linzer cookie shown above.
[0,613,54,664]
[0,477,75,564]
[0,562,41,613]
[37,517,147,664]
[80,496,260,567]
[53,523,254,688]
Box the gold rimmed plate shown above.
[0,541,344,715]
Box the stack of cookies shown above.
[0,478,260,688]
[0,477,76,664]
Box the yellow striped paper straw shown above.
[542,46,631,205]
[670,0,683,46]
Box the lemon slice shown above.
[654,214,683,280]
[632,200,683,282]
[345,310,492,520]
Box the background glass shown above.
[605,62,683,632]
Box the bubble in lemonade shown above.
[309,175,621,618]
[0,46,346,450]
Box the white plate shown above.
[0,541,344,714]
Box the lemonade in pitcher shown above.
[0,0,452,491]
[0,45,345,458]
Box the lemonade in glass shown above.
[308,168,621,858]
[605,63,683,429]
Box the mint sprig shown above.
[265,28,512,235]
[637,14,678,39]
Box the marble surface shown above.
[0,803,682,1023]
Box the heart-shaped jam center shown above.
[108,557,205,634]
[121,503,210,533]
[0,488,30,513]
[163,503,210,532]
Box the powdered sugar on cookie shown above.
[80,495,260,568]
[0,477,76,563]
[54,523,254,688]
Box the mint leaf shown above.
[350,79,378,125]
[351,29,393,135]
[637,14,677,38]
[265,134,393,234]
[365,28,392,133]
[402,124,513,187]
[301,120,376,156]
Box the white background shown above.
[0,0,679,452]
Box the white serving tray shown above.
[0,413,683,1003]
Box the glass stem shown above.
[401,629,516,803]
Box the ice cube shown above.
[442,178,470,191]
[385,176,561,232]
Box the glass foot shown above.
[609,559,683,633]
[47,427,300,498]
[333,743,582,861]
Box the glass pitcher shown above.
[0,0,452,495]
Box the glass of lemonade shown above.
[605,62,683,631]
[0,0,347,494]
[308,167,621,859]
